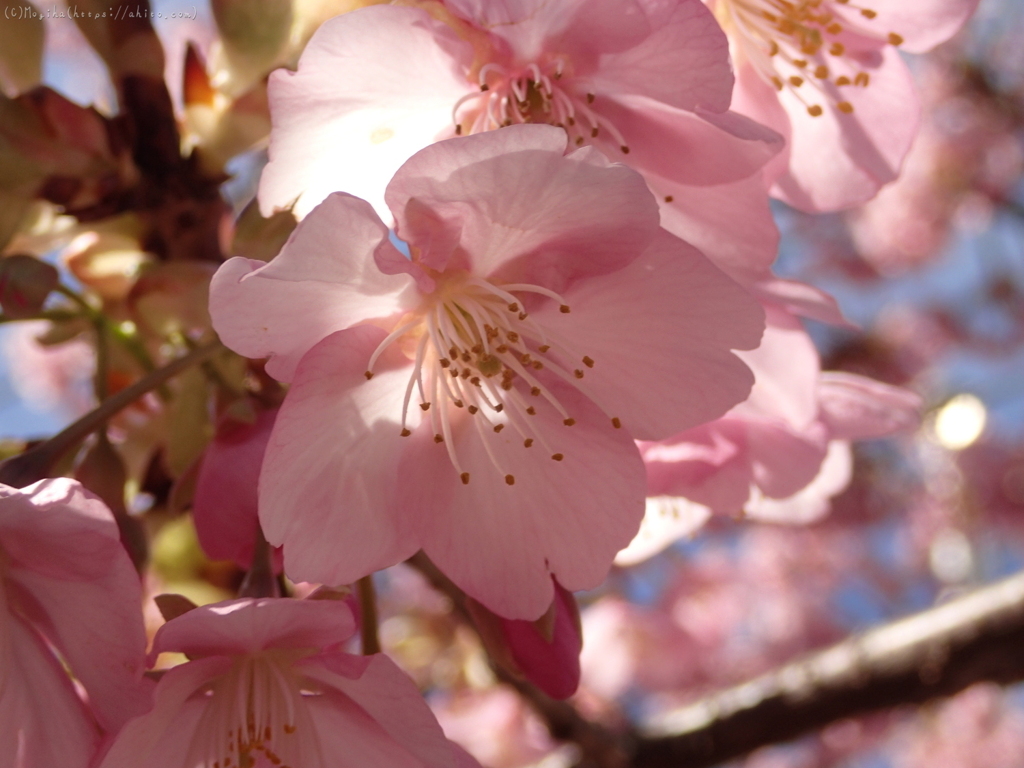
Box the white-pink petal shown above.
[210,193,414,382]
[258,5,475,220]
[535,229,764,440]
[403,380,646,619]
[260,326,422,587]
[385,126,659,288]
[1,479,150,732]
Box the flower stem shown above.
[238,524,280,598]
[358,575,381,655]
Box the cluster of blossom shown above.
[0,0,992,765]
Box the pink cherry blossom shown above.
[622,304,921,563]
[257,0,784,281]
[0,478,151,768]
[712,0,981,212]
[193,406,282,570]
[211,125,764,618]
[98,597,460,768]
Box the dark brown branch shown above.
[409,554,1024,768]
[633,570,1024,768]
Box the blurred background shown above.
[1,0,1024,766]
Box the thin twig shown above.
[0,340,223,488]
[358,575,381,655]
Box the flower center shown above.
[365,274,610,485]
[193,652,315,768]
[715,0,904,117]
[452,60,630,154]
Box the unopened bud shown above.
[467,581,582,699]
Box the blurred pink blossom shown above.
[713,0,980,211]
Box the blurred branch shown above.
[0,340,223,488]
[633,570,1024,768]
[412,554,1024,768]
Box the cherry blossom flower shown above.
[0,478,150,768]
[618,306,921,564]
[257,0,784,280]
[710,0,980,212]
[211,125,764,617]
[98,597,461,768]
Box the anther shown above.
[538,344,550,353]
[507,331,519,342]
[789,76,804,87]
[620,145,630,154]
[507,302,519,312]
[854,72,870,86]
[524,438,534,447]
[807,105,823,117]
[481,83,490,91]
[461,472,470,484]
[888,32,903,45]
[591,127,599,138]
[583,356,594,367]
[559,305,571,313]
[576,136,584,146]
[505,474,515,485]
[551,453,564,461]
[611,417,622,429]
[814,65,829,78]
[574,369,584,378]
[586,93,595,103]
[836,75,851,85]
[364,371,374,380]
[468,405,479,414]
[526,406,536,415]
[563,418,576,426]
[420,402,431,411]
[455,124,462,135]
[518,312,528,320]
[860,8,876,18]
[454,399,464,407]
[837,101,854,113]
[532,361,543,369]
[495,404,504,412]
[829,42,845,55]
[440,358,451,368]
[530,387,541,396]
[493,424,505,433]
[434,434,444,443]
[664,195,674,203]
[401,428,412,436]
